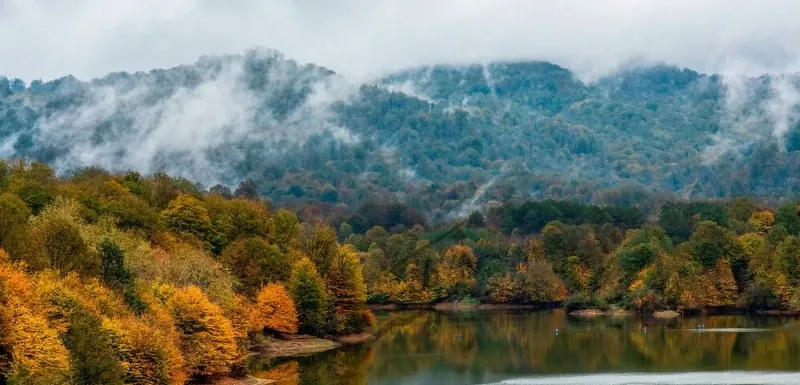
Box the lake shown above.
[247,310,800,385]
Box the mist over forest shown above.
[2,47,800,223]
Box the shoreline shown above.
[369,303,800,317]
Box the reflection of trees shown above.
[250,312,800,385]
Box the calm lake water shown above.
[248,310,800,385]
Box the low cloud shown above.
[14,50,359,186]
[3,1,800,82]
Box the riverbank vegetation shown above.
[3,160,800,383]
[0,161,372,384]
[341,194,800,316]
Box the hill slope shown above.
[2,49,800,220]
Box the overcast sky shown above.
[2,0,800,82]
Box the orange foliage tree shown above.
[0,249,71,383]
[166,285,238,378]
[255,283,299,334]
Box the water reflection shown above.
[249,310,800,385]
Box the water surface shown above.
[248,310,800,384]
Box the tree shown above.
[0,193,30,247]
[30,217,95,274]
[255,283,298,334]
[100,239,132,291]
[162,194,212,242]
[289,257,328,335]
[728,197,756,222]
[234,178,259,200]
[269,209,300,252]
[166,286,238,378]
[690,221,741,268]
[104,194,160,232]
[302,224,339,277]
[209,184,232,198]
[0,250,71,383]
[219,237,292,295]
[63,308,125,385]
[12,181,55,215]
[748,210,774,233]
[775,202,800,235]
[779,236,800,284]
[435,245,477,298]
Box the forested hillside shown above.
[0,161,372,383]
[3,49,800,222]
[3,160,800,383]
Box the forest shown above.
[0,160,371,384]
[4,49,800,222]
[3,160,800,383]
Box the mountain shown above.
[2,48,800,221]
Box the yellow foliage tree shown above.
[0,249,71,383]
[166,285,238,378]
[102,316,186,385]
[748,210,775,233]
[255,283,299,334]
[435,245,477,298]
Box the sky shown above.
[2,0,800,82]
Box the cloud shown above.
[2,0,800,82]
[21,50,360,186]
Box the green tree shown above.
[775,202,800,235]
[289,257,328,335]
[269,209,300,252]
[63,309,125,385]
[0,193,30,247]
[100,239,132,290]
[13,180,55,215]
[690,221,740,266]
[779,236,800,284]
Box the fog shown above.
[2,0,800,82]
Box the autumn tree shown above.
[748,210,775,233]
[255,283,299,334]
[162,194,212,243]
[220,237,292,295]
[0,249,71,383]
[325,245,372,334]
[25,201,98,275]
[435,245,477,299]
[102,315,186,384]
[289,257,328,335]
[166,286,238,378]
[302,223,339,277]
[269,209,301,252]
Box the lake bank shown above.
[240,310,800,385]
[369,302,800,318]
